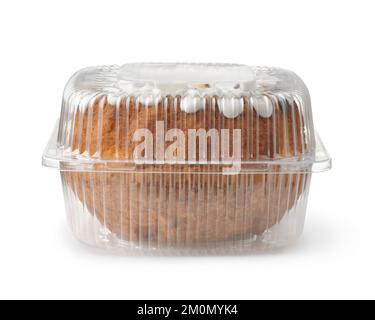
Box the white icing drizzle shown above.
[252,95,274,118]
[218,96,244,119]
[66,64,284,119]
[180,89,204,113]
[71,89,276,120]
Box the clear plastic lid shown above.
[43,63,331,173]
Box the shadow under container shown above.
[43,63,331,254]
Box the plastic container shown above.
[43,63,331,254]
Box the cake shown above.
[43,63,324,250]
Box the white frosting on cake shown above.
[218,96,244,118]
[179,90,274,119]
[70,89,276,119]
[180,89,204,113]
[252,96,274,118]
[66,64,283,119]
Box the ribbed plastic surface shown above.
[43,63,330,254]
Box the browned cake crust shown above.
[64,95,310,246]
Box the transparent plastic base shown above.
[61,171,311,255]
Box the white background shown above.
[0,0,374,300]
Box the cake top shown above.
[42,63,331,173]
[64,63,310,119]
